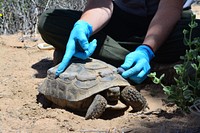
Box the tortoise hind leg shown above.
[85,94,107,120]
[121,86,147,112]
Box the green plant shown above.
[148,14,200,113]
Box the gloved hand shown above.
[56,20,97,76]
[120,45,155,84]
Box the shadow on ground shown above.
[31,58,53,78]
[36,93,129,120]
[123,114,200,133]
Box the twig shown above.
[44,0,51,11]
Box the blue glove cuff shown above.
[136,44,155,61]
[74,20,93,37]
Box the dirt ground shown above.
[0,4,200,133]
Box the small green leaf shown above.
[180,56,185,60]
[183,89,193,100]
[160,74,165,80]
[148,72,156,78]
[197,56,200,62]
[191,63,198,71]
[183,29,189,35]
[174,64,184,75]
[152,77,161,84]
[163,86,173,95]
[148,72,164,84]
[181,85,189,91]
[191,14,196,20]
[188,80,197,89]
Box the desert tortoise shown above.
[38,58,147,119]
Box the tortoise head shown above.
[106,86,120,102]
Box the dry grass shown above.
[0,0,87,35]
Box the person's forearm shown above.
[143,0,184,52]
[79,0,113,34]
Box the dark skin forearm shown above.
[143,0,184,52]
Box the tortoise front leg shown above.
[121,86,147,112]
[85,94,107,120]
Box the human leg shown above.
[38,9,82,52]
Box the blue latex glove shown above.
[120,45,155,84]
[56,20,97,76]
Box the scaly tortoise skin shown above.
[38,58,147,119]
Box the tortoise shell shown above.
[38,58,130,102]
